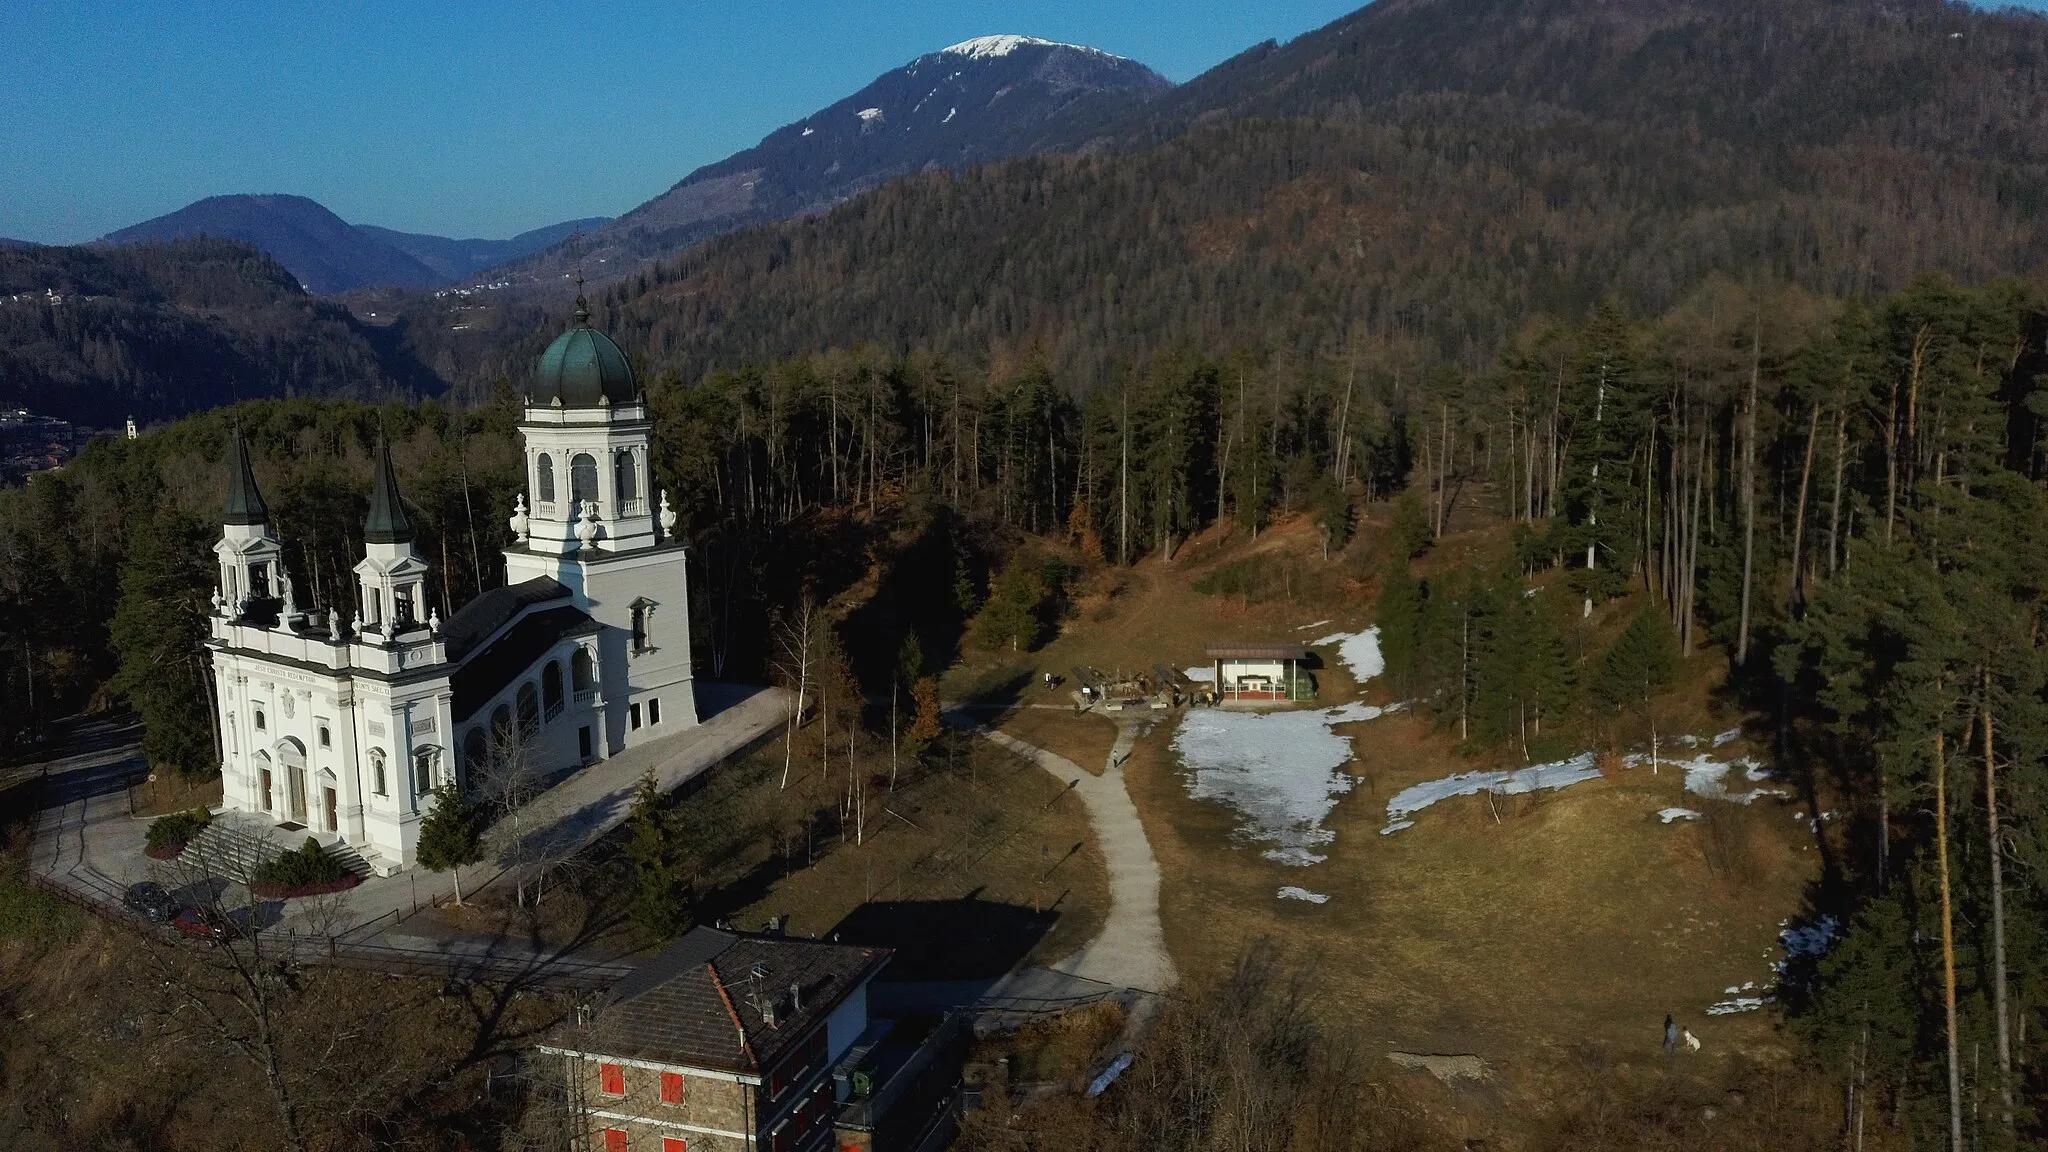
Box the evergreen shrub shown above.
[145,807,212,858]
[249,836,357,897]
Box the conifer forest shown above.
[1,264,2044,1139]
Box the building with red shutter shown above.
[541,926,964,1152]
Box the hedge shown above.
[144,807,212,857]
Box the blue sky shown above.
[0,1,1376,244]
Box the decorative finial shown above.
[658,490,678,538]
[574,499,600,548]
[428,607,441,636]
[573,273,590,326]
[509,493,529,543]
[210,587,224,615]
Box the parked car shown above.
[121,881,176,923]
[170,906,242,943]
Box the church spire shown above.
[363,436,414,545]
[222,428,269,526]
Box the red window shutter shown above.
[603,1128,628,1152]
[600,1062,625,1095]
[662,1138,689,1152]
[660,1071,684,1104]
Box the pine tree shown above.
[1593,610,1678,756]
[1388,491,1433,559]
[970,552,1048,651]
[1309,475,1353,559]
[414,784,483,906]
[623,771,693,942]
[108,504,217,776]
[1375,553,1425,697]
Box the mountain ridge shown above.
[0,237,440,424]
[483,34,1171,292]
[396,0,2048,399]
[103,194,610,293]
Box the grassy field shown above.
[946,497,1827,1137]
[440,726,1109,978]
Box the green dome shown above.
[531,299,637,407]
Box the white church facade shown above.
[206,301,697,873]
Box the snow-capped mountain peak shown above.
[491,33,1168,292]
[941,34,1125,62]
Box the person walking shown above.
[1662,1014,1679,1054]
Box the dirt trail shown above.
[950,714,1177,993]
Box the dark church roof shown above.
[530,299,638,408]
[363,437,413,544]
[222,431,268,525]
[440,576,571,660]
[556,928,889,1074]
[450,604,599,721]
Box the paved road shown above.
[949,712,1178,994]
[26,716,152,904]
[27,686,790,968]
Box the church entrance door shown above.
[278,739,309,825]
[323,787,338,833]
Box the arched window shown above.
[492,703,514,750]
[463,728,487,776]
[570,453,598,505]
[415,748,436,795]
[516,682,540,737]
[614,450,638,502]
[536,453,556,504]
[370,747,388,796]
[254,708,266,732]
[571,647,595,691]
[543,661,564,720]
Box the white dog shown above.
[1683,1028,1702,1052]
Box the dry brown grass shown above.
[131,772,222,817]
[945,513,1378,710]
[994,706,1119,774]
[993,501,1827,1145]
[440,728,1110,974]
[988,998,1129,1085]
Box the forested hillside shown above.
[14,265,2048,1141]
[491,36,1170,294]
[0,239,442,424]
[388,0,2048,404]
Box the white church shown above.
[207,300,695,874]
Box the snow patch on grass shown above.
[1173,702,1386,866]
[1712,727,1743,747]
[1379,752,1603,835]
[1295,619,1332,631]
[1310,626,1384,685]
[1277,886,1329,904]
[1658,807,1702,823]
[1656,754,1791,804]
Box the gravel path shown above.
[952,713,1177,993]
